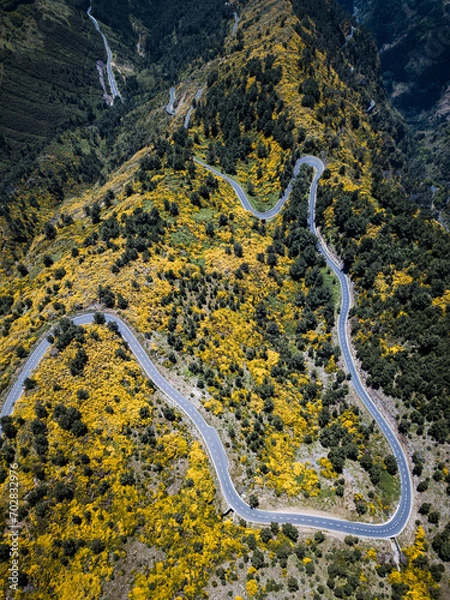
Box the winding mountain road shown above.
[343,25,356,48]
[232,12,240,36]
[0,156,412,538]
[184,88,204,129]
[87,3,120,100]
[166,87,177,116]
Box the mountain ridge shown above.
[0,0,448,598]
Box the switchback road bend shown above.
[0,156,412,538]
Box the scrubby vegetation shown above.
[0,1,103,181]
[0,321,244,598]
[357,0,450,118]
[0,0,232,262]
[0,0,449,597]
[316,119,450,447]
[355,0,450,225]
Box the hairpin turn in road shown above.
[1,155,412,538]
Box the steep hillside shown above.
[0,0,449,598]
[0,0,233,263]
[0,0,234,168]
[352,0,450,224]
[0,0,103,170]
[354,0,450,121]
[92,0,233,79]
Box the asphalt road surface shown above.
[184,88,204,129]
[0,156,412,538]
[232,12,240,36]
[343,25,356,48]
[166,87,177,116]
[87,4,120,100]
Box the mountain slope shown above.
[0,0,103,167]
[0,0,448,598]
[351,0,450,224]
[355,0,450,120]
[0,0,236,273]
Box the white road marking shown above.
[0,155,413,539]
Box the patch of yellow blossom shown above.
[204,399,224,416]
[432,289,450,311]
[388,527,439,600]
[366,547,378,561]
[319,457,338,479]
[247,350,279,385]
[374,272,389,302]
[265,431,320,497]
[246,579,258,597]
[324,205,334,229]
[325,355,337,373]
[380,338,404,357]
[391,270,413,288]
[135,443,242,599]
[365,223,382,239]
[339,409,359,436]
[368,502,376,515]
